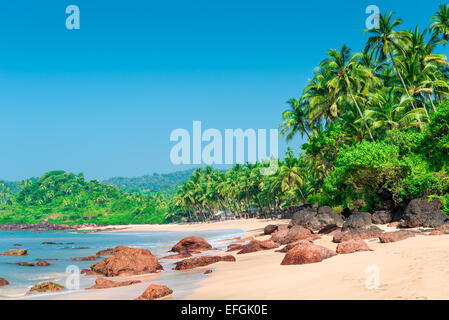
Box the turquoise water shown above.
[0,228,243,299]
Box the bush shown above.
[425,101,449,171]
[321,141,408,210]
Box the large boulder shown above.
[236,240,279,254]
[280,243,336,265]
[342,212,372,230]
[291,206,343,231]
[379,231,416,243]
[333,226,383,243]
[1,249,27,256]
[170,236,212,254]
[270,225,319,245]
[336,240,372,254]
[29,282,64,293]
[403,196,449,228]
[317,206,344,225]
[91,246,163,277]
[264,224,278,235]
[88,278,141,289]
[135,284,173,300]
[174,255,236,270]
[0,278,9,286]
[371,210,393,225]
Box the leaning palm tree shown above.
[430,4,449,45]
[324,45,376,141]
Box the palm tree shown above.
[279,98,311,141]
[324,45,376,141]
[365,12,416,109]
[431,4,449,44]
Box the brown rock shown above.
[336,240,372,254]
[0,277,9,286]
[95,245,129,256]
[91,246,163,277]
[161,252,192,259]
[29,282,64,293]
[226,243,244,252]
[36,260,51,266]
[88,277,141,289]
[81,268,102,276]
[264,224,278,235]
[271,225,318,245]
[72,255,98,261]
[236,239,279,254]
[1,249,27,256]
[170,236,212,254]
[174,255,236,270]
[379,231,416,243]
[429,230,443,235]
[281,243,336,265]
[333,226,383,243]
[135,284,173,300]
[204,269,213,274]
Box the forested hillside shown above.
[103,169,195,195]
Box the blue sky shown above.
[0,0,443,181]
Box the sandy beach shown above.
[32,218,449,300]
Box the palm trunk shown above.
[428,93,437,113]
[349,91,374,142]
[300,121,311,139]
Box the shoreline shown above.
[10,219,449,300]
[17,219,275,300]
[81,218,283,233]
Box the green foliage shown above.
[103,169,195,195]
[425,101,449,170]
[321,141,408,210]
[0,171,168,225]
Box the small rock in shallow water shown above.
[29,282,64,293]
[1,249,27,256]
[0,278,9,286]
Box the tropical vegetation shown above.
[1,6,448,224]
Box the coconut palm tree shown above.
[279,98,311,142]
[324,45,376,141]
[431,4,449,44]
[365,12,416,109]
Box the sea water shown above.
[0,228,244,299]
